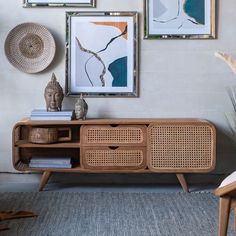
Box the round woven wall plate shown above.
[4,23,56,74]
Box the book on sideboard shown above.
[30,156,71,164]
[30,109,75,121]
[31,109,74,116]
[29,156,72,168]
[30,116,72,121]
[29,163,72,168]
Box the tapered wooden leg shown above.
[218,197,231,236]
[38,171,52,192]
[234,207,236,230]
[176,174,189,192]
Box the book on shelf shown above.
[30,109,75,121]
[31,109,75,116]
[30,116,72,121]
[29,163,72,169]
[30,156,71,165]
[29,156,72,168]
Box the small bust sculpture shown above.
[44,73,64,112]
[75,94,88,120]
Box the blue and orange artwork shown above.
[93,22,128,87]
[74,21,129,90]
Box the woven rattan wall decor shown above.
[4,22,56,74]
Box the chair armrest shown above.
[215,182,236,197]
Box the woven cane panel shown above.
[149,125,214,170]
[82,148,145,170]
[82,125,146,145]
[5,23,56,74]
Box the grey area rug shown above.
[0,192,235,236]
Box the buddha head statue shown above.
[75,94,88,120]
[44,73,64,112]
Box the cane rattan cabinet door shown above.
[147,121,216,173]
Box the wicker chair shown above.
[215,171,236,236]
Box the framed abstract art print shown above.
[66,12,138,97]
[144,0,215,39]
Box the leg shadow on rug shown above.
[0,211,37,231]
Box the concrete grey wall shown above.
[1,0,236,174]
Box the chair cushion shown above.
[219,171,236,188]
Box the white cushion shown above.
[219,171,236,188]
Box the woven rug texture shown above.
[0,192,235,236]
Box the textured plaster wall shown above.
[1,0,236,173]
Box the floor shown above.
[0,172,222,193]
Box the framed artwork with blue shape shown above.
[66,12,138,97]
[144,0,215,39]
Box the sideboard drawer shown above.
[81,146,146,170]
[81,125,147,146]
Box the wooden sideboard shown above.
[12,118,216,191]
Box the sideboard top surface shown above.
[16,118,215,126]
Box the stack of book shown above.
[29,156,72,169]
[30,109,75,121]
